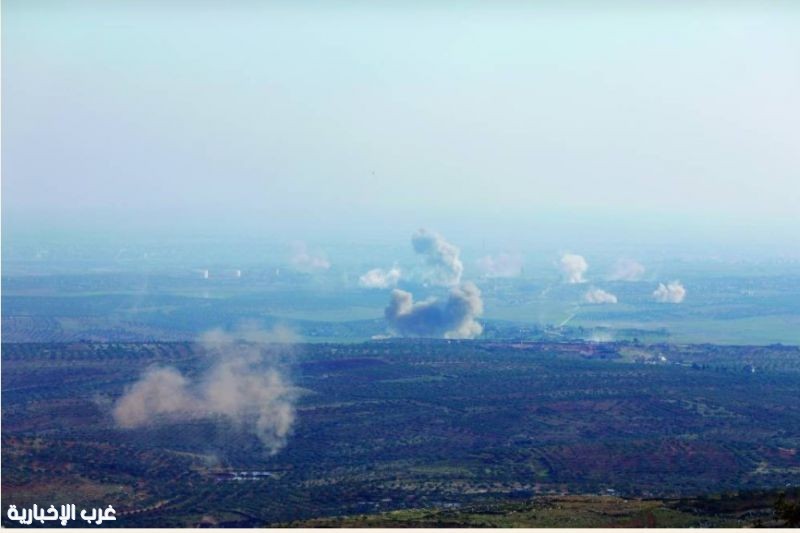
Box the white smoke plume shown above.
[589,331,615,343]
[653,281,686,303]
[411,228,463,286]
[359,266,402,289]
[477,253,523,278]
[290,241,330,272]
[113,325,298,454]
[609,259,646,281]
[559,253,588,284]
[584,288,618,304]
[385,282,483,339]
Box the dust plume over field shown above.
[113,325,298,454]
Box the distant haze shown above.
[3,1,799,256]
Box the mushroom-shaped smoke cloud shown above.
[560,253,588,284]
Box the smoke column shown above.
[411,228,463,286]
[559,253,588,284]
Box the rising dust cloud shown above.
[113,326,299,455]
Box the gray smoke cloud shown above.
[113,325,298,454]
[411,228,463,286]
[358,266,402,289]
[609,258,646,281]
[290,241,330,272]
[559,253,588,284]
[653,280,686,303]
[584,287,618,304]
[477,253,523,278]
[385,282,483,339]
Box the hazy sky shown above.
[3,1,799,251]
